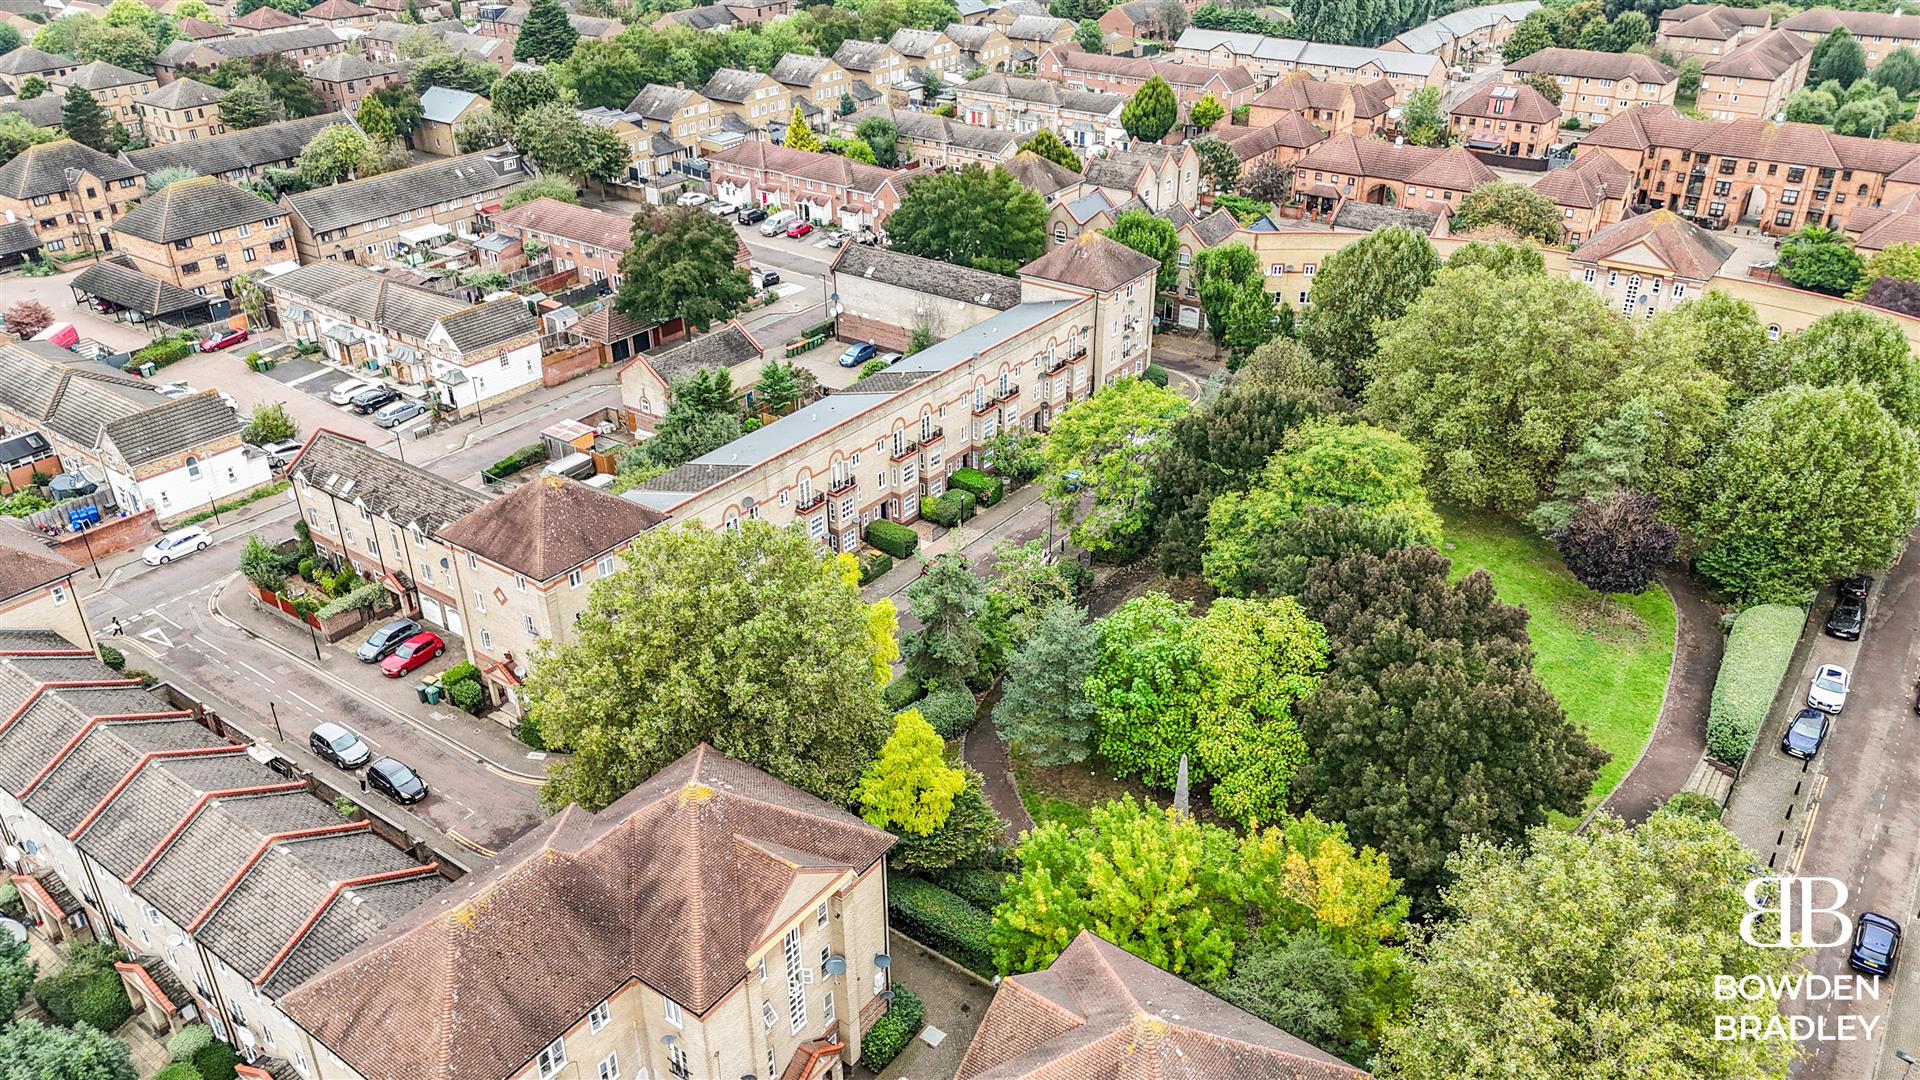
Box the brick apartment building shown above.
[304,53,403,114]
[0,529,91,648]
[154,27,346,83]
[1657,3,1771,59]
[135,77,227,144]
[1385,0,1538,66]
[1246,72,1396,137]
[945,22,1013,70]
[1503,48,1678,126]
[707,141,908,233]
[1781,8,1920,69]
[1569,209,1734,317]
[281,148,533,265]
[51,61,156,135]
[1174,28,1448,92]
[954,73,1126,151]
[0,138,144,255]
[109,176,289,295]
[1036,44,1257,113]
[123,112,349,186]
[1293,134,1499,221]
[1448,78,1561,157]
[1531,148,1634,243]
[1697,29,1813,122]
[489,197,635,286]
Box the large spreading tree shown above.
[1554,490,1678,598]
[0,1018,136,1080]
[1636,290,1770,401]
[1299,225,1440,397]
[1041,377,1189,560]
[1770,306,1920,426]
[1103,209,1178,294]
[1448,182,1563,245]
[615,208,754,332]
[523,521,899,810]
[1692,383,1920,602]
[885,164,1046,274]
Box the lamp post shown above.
[74,522,100,580]
[267,700,284,741]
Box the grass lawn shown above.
[1441,510,1677,813]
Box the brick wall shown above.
[836,312,911,352]
[48,507,158,562]
[540,343,604,387]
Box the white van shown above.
[759,210,798,237]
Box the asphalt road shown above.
[1722,530,1920,1079]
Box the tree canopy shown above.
[1777,224,1864,296]
[1103,209,1179,294]
[1299,225,1439,397]
[1041,377,1189,559]
[885,164,1047,275]
[1120,74,1178,141]
[515,0,580,63]
[614,208,754,332]
[1449,182,1563,245]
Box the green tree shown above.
[454,105,513,153]
[1772,307,1920,425]
[554,38,647,109]
[782,102,821,151]
[0,24,19,55]
[512,100,593,174]
[60,84,112,151]
[1833,97,1890,137]
[1297,545,1604,905]
[366,86,422,136]
[1299,224,1439,397]
[641,369,741,469]
[1365,266,1634,512]
[1502,11,1554,61]
[1398,85,1445,145]
[1449,181,1563,245]
[886,163,1046,274]
[295,124,375,187]
[857,709,967,834]
[1446,238,1545,276]
[1073,17,1104,51]
[1192,134,1239,193]
[1188,89,1225,130]
[0,937,33,1020]
[828,135,876,163]
[1811,26,1867,87]
[901,551,989,688]
[993,601,1099,764]
[1240,158,1293,203]
[1878,46,1920,97]
[1852,240,1920,298]
[75,24,157,71]
[1378,809,1801,1080]
[1192,242,1273,359]
[1636,289,1770,400]
[356,95,398,144]
[1520,69,1561,105]
[1783,86,1836,125]
[409,50,501,95]
[615,208,754,332]
[1678,56,1703,100]
[1203,422,1442,597]
[1042,378,1189,558]
[243,402,298,445]
[1017,127,1080,172]
[515,0,580,62]
[1694,384,1920,601]
[500,176,579,209]
[207,56,320,118]
[491,68,566,121]
[1209,931,1383,1065]
[1607,9,1650,50]
[215,75,283,129]
[838,90,857,116]
[754,358,801,411]
[1119,73,1177,141]
[16,75,45,100]
[856,114,900,166]
[524,521,898,809]
[1102,208,1178,293]
[0,1019,135,1080]
[1085,593,1327,824]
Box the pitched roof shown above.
[890,26,946,56]
[123,112,345,178]
[102,389,243,467]
[1449,77,1559,124]
[945,22,1003,50]
[832,242,1021,309]
[0,339,226,455]
[1661,4,1766,41]
[833,38,896,72]
[1571,208,1735,281]
[111,176,278,244]
[53,60,151,90]
[640,321,765,385]
[418,86,482,124]
[0,139,141,200]
[269,261,534,352]
[699,66,768,103]
[1331,200,1438,233]
[69,257,210,320]
[1702,28,1811,80]
[1579,104,1920,176]
[491,197,630,249]
[1505,46,1676,83]
[0,635,444,1001]
[138,77,225,110]
[305,52,396,82]
[0,524,78,602]
[289,430,487,532]
[279,744,894,1080]
[0,218,38,256]
[285,149,530,233]
[173,16,233,39]
[1531,149,1631,210]
[878,106,1020,154]
[156,25,343,65]
[1006,13,1069,40]
[625,82,693,120]
[438,476,661,580]
[0,95,62,129]
[302,0,375,18]
[1019,230,1157,292]
[1390,0,1537,52]
[1002,149,1083,196]
[705,140,898,194]
[1779,8,1920,40]
[957,932,1369,1080]
[0,47,73,76]
[1047,43,1255,92]
[229,5,306,28]
[1224,113,1326,160]
[770,51,831,87]
[1298,133,1496,190]
[1173,28,1445,78]
[1251,72,1395,118]
[959,72,1123,114]
[436,296,537,353]
[1843,191,1920,252]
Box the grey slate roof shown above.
[111,176,279,244]
[306,53,397,82]
[285,149,530,234]
[626,82,693,121]
[833,38,894,72]
[882,108,1019,154]
[642,322,764,385]
[156,26,345,67]
[53,61,151,90]
[631,460,747,495]
[437,296,537,352]
[1331,200,1439,233]
[290,430,488,532]
[832,243,1021,309]
[437,475,664,581]
[123,112,347,179]
[699,66,767,103]
[0,48,73,77]
[0,338,228,459]
[0,218,39,256]
[0,94,63,129]
[138,77,225,111]
[69,257,210,319]
[770,52,830,87]
[103,390,243,467]
[0,139,142,200]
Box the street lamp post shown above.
[75,522,100,580]
[267,700,284,741]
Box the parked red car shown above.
[199,327,248,352]
[379,631,445,677]
[786,219,813,239]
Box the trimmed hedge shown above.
[888,874,996,975]
[1143,363,1170,387]
[858,550,893,585]
[441,660,480,688]
[483,443,547,481]
[153,1066,200,1080]
[918,682,978,738]
[96,645,124,671]
[920,489,976,528]
[449,679,486,714]
[133,337,193,371]
[883,673,924,711]
[166,1024,215,1061]
[866,519,919,559]
[949,467,1003,507]
[1707,603,1806,764]
[33,943,131,1031]
[190,1039,238,1080]
[859,985,925,1070]
[930,866,1006,912]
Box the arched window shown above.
[1053,223,1067,245]
[185,455,200,478]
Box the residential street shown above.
[1723,529,1920,1079]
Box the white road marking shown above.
[196,638,228,655]
[286,369,332,387]
[139,627,174,649]
[144,608,184,630]
[237,660,271,680]
[289,691,321,711]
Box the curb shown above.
[1579,568,1689,832]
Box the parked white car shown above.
[328,378,374,405]
[676,191,710,207]
[142,525,213,566]
[1808,663,1851,713]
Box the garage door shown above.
[419,596,443,628]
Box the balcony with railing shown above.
[795,490,825,513]
[827,476,855,497]
[889,439,919,462]
[920,426,944,446]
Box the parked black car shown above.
[309,722,372,769]
[1780,708,1831,760]
[349,386,401,413]
[357,617,422,662]
[738,206,768,225]
[367,756,429,804]
[1851,912,1902,976]
[1825,595,1866,640]
[1840,575,1874,601]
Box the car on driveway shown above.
[708,200,739,216]
[1781,708,1831,759]
[1825,593,1866,640]
[786,219,813,239]
[752,268,780,290]
[379,631,445,677]
[373,398,428,428]
[357,617,422,662]
[837,341,876,368]
[198,327,248,352]
[328,378,374,405]
[259,440,302,470]
[1851,912,1902,976]
[1840,575,1873,601]
[676,191,710,207]
[309,721,372,769]
[142,525,212,565]
[738,206,768,225]
[366,756,429,804]
[350,385,401,414]
[1808,664,1851,713]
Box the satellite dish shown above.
[167,935,184,950]
[881,990,896,1002]
[823,955,847,976]
[1,846,18,867]
[661,1034,678,1047]
[874,953,891,969]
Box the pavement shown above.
[1721,529,1920,1080]
[865,930,995,1080]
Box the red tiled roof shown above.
[1019,230,1159,291]
[492,197,631,251]
[1571,208,1736,281]
[706,140,901,194]
[1780,8,1920,40]
[1298,134,1496,191]
[1702,29,1810,80]
[230,6,305,28]
[1044,43,1255,92]
[1251,72,1394,118]
[1506,47,1676,84]
[1224,113,1326,160]
[1448,77,1559,125]
[1533,150,1631,210]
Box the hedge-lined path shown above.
[1589,570,1726,825]
[962,683,1035,842]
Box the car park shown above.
[760,211,798,236]
[1825,593,1865,640]
[379,631,445,677]
[356,617,422,662]
[1781,708,1831,759]
[837,341,877,368]
[366,756,429,804]
[786,219,813,239]
[198,327,248,352]
[373,398,429,429]
[328,378,375,404]
[1851,912,1902,976]
[350,386,401,414]
[738,206,768,225]
[1808,664,1851,713]
[676,191,710,207]
[308,721,372,769]
[141,526,212,565]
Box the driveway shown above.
[2,263,162,351]
[153,346,390,444]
